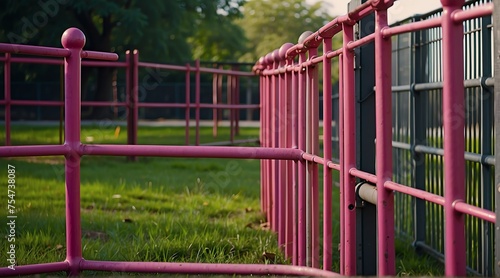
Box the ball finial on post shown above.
[298,31,314,44]
[61,27,86,49]
[279,43,294,61]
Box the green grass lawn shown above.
[0,124,443,275]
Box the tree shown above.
[236,0,336,63]
[0,0,247,118]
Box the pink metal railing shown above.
[1,49,256,148]
[254,0,495,276]
[0,28,337,277]
[1,0,497,276]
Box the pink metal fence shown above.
[0,0,498,276]
[0,28,336,276]
[1,48,256,148]
[255,0,495,276]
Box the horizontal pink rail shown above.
[0,43,70,57]
[81,101,127,107]
[0,56,63,65]
[453,3,493,22]
[81,145,303,160]
[81,50,118,60]
[384,181,445,206]
[0,56,127,67]
[81,260,340,276]
[382,17,442,38]
[0,262,69,276]
[138,61,254,76]
[349,168,377,184]
[301,152,341,170]
[453,201,496,223]
[0,145,68,157]
[384,181,495,223]
[9,100,63,106]
[198,104,259,109]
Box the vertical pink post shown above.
[441,0,466,275]
[126,50,131,144]
[4,53,11,146]
[374,4,395,275]
[342,22,356,276]
[280,42,294,259]
[212,71,218,138]
[185,64,191,145]
[270,50,279,233]
[228,74,234,143]
[264,53,273,224]
[277,50,286,249]
[258,58,266,214]
[234,72,240,135]
[297,51,307,266]
[291,59,299,265]
[126,50,138,161]
[322,37,333,270]
[308,46,320,268]
[61,27,84,276]
[132,50,139,146]
[195,59,200,146]
[338,53,345,275]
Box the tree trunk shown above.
[91,67,115,119]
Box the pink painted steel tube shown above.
[82,60,127,67]
[131,50,139,148]
[271,52,278,233]
[125,50,133,150]
[7,56,63,65]
[61,27,85,276]
[81,260,340,277]
[82,145,303,160]
[349,168,377,184]
[8,100,63,106]
[291,61,299,265]
[212,72,218,138]
[283,48,294,259]
[0,145,68,157]
[337,53,345,275]
[322,37,333,271]
[185,63,191,145]
[267,59,273,226]
[341,23,356,276]
[0,43,70,57]
[374,7,395,275]
[452,3,493,22]
[384,181,445,206]
[297,52,307,266]
[228,74,234,144]
[195,60,201,146]
[264,58,271,223]
[0,261,69,276]
[81,50,118,60]
[277,52,286,249]
[4,53,11,146]
[441,0,466,275]
[307,47,320,268]
[453,201,496,223]
[259,62,266,214]
[382,17,442,38]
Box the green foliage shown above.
[0,0,247,63]
[236,0,333,62]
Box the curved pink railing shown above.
[255,0,495,276]
[0,47,257,149]
[0,28,338,277]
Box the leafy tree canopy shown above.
[0,0,247,63]
[236,0,335,63]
